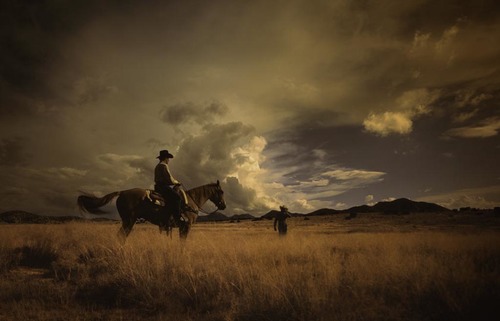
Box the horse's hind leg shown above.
[116,196,137,244]
[117,220,135,244]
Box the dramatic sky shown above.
[1,0,499,216]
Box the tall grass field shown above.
[0,214,499,321]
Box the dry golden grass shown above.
[0,214,499,321]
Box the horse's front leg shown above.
[159,214,174,239]
[178,220,190,240]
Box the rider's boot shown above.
[172,202,184,225]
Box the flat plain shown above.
[0,211,499,321]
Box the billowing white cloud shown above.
[224,176,263,213]
[226,135,280,212]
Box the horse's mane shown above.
[186,182,218,198]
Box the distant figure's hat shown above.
[157,150,174,159]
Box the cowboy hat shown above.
[156,150,174,159]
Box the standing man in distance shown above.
[274,205,292,236]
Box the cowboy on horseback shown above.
[154,150,186,227]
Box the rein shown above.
[196,206,219,215]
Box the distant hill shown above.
[344,205,372,213]
[348,198,449,214]
[265,198,448,218]
[229,214,256,221]
[307,208,341,216]
[0,211,51,224]
[0,210,117,224]
[261,210,280,220]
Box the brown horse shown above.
[77,181,226,241]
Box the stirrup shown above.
[173,214,184,224]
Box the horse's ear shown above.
[216,180,220,186]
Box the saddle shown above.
[144,189,194,213]
[145,190,166,207]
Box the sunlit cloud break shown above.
[323,169,386,182]
[444,117,500,138]
[363,89,439,136]
[363,112,413,136]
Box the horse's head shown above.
[209,180,226,210]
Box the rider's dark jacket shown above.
[154,162,182,222]
[154,162,180,186]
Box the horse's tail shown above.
[77,191,120,214]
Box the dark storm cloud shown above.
[1,0,499,215]
[0,164,86,215]
[74,77,118,105]
[0,0,111,115]
[43,190,78,211]
[160,101,228,125]
[96,153,151,175]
